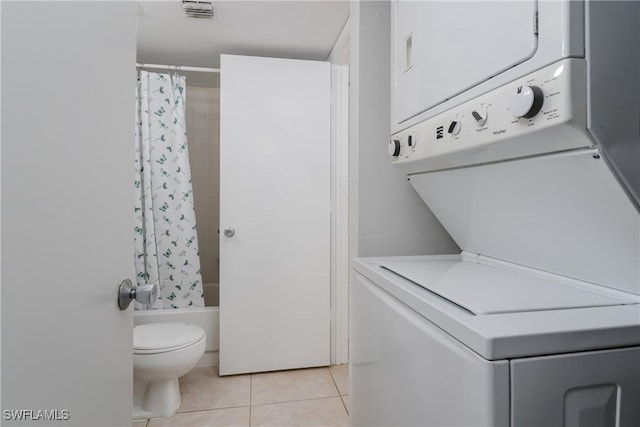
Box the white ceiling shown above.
[137,0,349,85]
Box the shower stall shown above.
[135,64,221,308]
[134,64,222,366]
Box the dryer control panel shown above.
[390,59,594,175]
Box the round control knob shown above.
[388,139,401,157]
[447,120,461,135]
[509,85,544,119]
[471,109,488,126]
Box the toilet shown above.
[133,322,206,420]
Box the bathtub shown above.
[134,304,219,367]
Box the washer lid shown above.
[134,322,205,351]
[381,259,637,315]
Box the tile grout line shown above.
[172,404,250,415]
[340,394,349,415]
[251,394,342,409]
[328,366,349,415]
[328,366,340,393]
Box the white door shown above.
[219,55,330,375]
[1,2,136,426]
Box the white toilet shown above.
[133,322,206,420]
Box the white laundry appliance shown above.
[351,1,640,426]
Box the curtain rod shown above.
[136,63,220,74]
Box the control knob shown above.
[509,85,544,119]
[447,120,461,135]
[388,139,401,157]
[471,109,487,126]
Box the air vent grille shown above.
[181,1,214,19]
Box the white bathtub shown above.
[134,305,219,367]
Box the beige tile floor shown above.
[133,364,349,427]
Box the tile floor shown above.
[133,364,349,427]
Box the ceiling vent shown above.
[181,1,215,19]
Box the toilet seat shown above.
[134,323,205,355]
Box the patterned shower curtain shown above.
[134,71,204,309]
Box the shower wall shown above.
[185,85,220,305]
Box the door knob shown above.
[223,227,236,238]
[118,279,158,310]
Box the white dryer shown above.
[391,0,640,206]
[352,1,640,426]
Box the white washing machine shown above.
[352,254,640,426]
[351,1,640,426]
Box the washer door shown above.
[511,347,640,426]
[392,0,538,125]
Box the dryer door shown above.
[392,0,538,125]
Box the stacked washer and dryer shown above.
[351,1,640,426]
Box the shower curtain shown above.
[134,71,204,309]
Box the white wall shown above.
[350,1,458,257]
[327,2,458,366]
[186,85,221,301]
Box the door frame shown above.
[328,18,351,365]
[330,64,349,365]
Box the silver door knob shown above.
[223,227,236,238]
[118,279,158,310]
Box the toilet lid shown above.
[134,323,205,353]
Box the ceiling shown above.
[137,1,349,86]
